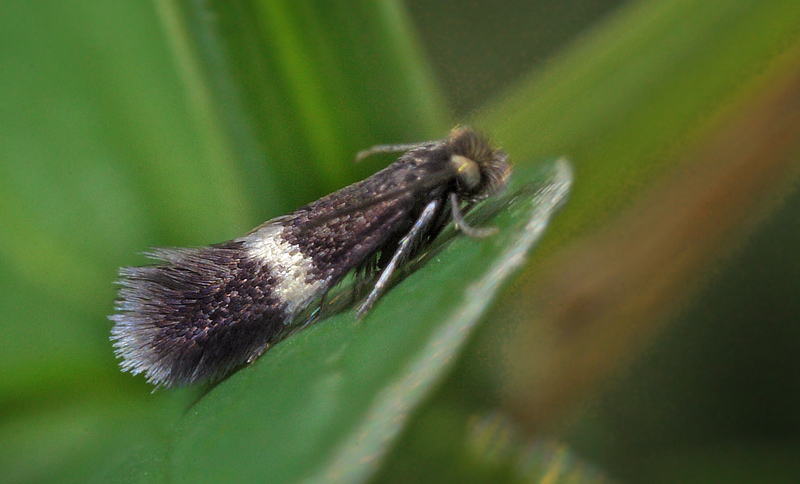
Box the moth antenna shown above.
[355,141,433,162]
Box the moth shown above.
[110,127,511,387]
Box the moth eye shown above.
[449,154,481,190]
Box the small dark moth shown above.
[110,127,511,387]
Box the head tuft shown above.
[446,127,511,200]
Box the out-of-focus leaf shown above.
[163,0,449,210]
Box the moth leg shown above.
[301,292,327,328]
[449,193,497,238]
[355,142,430,162]
[357,199,440,318]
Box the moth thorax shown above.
[449,154,481,190]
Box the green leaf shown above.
[162,162,571,484]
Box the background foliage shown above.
[1,0,800,482]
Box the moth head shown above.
[446,127,512,200]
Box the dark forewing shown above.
[280,143,453,284]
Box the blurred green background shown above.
[2,0,800,483]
